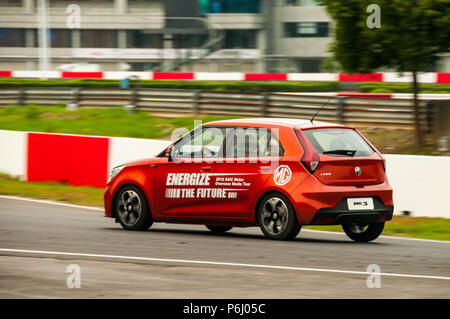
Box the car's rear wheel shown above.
[206,225,233,233]
[116,185,153,231]
[342,222,384,242]
[257,192,301,240]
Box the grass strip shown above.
[357,82,450,94]
[0,105,238,139]
[304,216,450,241]
[0,105,442,155]
[0,174,104,207]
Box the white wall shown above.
[109,137,171,170]
[0,130,27,179]
[385,155,450,218]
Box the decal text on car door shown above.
[166,173,212,186]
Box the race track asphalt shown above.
[0,196,449,298]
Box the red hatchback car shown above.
[104,118,393,242]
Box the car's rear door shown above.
[301,127,385,186]
[212,126,284,221]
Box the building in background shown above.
[0,0,447,73]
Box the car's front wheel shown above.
[257,192,301,240]
[342,223,385,242]
[115,185,153,231]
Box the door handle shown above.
[201,166,212,172]
[259,166,271,173]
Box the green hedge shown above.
[0,78,339,92]
[358,82,450,93]
[2,78,449,93]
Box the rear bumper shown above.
[310,197,393,225]
[290,174,393,225]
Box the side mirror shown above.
[165,145,173,161]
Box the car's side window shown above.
[226,127,284,158]
[172,126,227,159]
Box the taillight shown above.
[305,151,320,173]
[382,157,386,172]
[294,128,320,174]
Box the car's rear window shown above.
[302,128,374,157]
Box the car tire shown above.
[342,222,385,242]
[257,192,301,241]
[206,225,233,233]
[115,185,153,231]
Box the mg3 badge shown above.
[355,166,361,176]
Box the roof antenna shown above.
[311,97,335,123]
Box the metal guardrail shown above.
[0,87,436,128]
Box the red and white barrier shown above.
[1,130,170,188]
[1,70,449,83]
[0,129,449,218]
[278,92,450,100]
[27,132,110,188]
[109,137,171,170]
[385,155,450,218]
[0,130,27,179]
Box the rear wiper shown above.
[323,150,357,156]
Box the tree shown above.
[320,57,342,73]
[324,0,450,147]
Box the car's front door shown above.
[154,126,227,221]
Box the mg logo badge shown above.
[274,165,292,186]
[355,166,362,176]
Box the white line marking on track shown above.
[1,248,449,281]
[1,194,449,244]
[0,195,103,211]
[301,229,450,244]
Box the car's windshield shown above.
[302,128,374,157]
